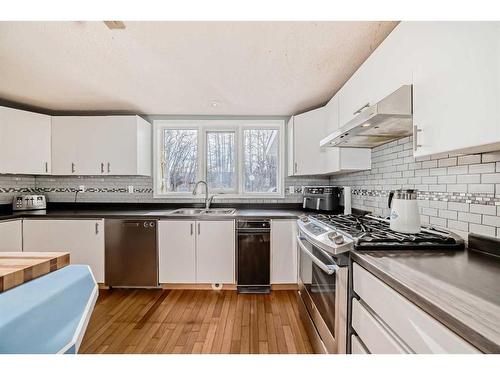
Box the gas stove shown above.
[297,214,465,254]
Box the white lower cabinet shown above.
[22,219,105,282]
[270,220,297,284]
[158,220,196,283]
[352,262,480,354]
[195,221,235,284]
[159,220,235,284]
[0,220,23,252]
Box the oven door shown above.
[297,233,348,354]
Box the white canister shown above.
[388,190,421,234]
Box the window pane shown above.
[244,129,279,193]
[162,129,198,192]
[206,131,236,191]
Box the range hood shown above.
[320,85,413,148]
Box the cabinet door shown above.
[413,22,500,157]
[158,220,196,283]
[52,117,103,175]
[100,116,137,175]
[196,220,235,284]
[0,220,23,252]
[0,107,51,174]
[293,107,326,175]
[338,23,413,127]
[286,116,296,176]
[22,219,105,282]
[270,220,297,284]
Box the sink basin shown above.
[169,208,236,216]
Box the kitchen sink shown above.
[169,208,236,216]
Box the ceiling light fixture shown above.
[209,100,221,108]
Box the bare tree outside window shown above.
[243,129,279,193]
[206,131,236,191]
[162,129,198,192]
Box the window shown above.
[206,131,237,192]
[243,129,279,193]
[154,120,284,198]
[161,128,198,193]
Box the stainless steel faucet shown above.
[192,180,216,210]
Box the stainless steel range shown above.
[296,213,465,354]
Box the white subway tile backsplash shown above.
[482,173,500,183]
[469,223,496,237]
[457,212,482,224]
[438,157,457,167]
[458,154,481,165]
[470,204,497,215]
[468,184,495,194]
[469,163,496,174]
[447,165,469,175]
[439,209,458,220]
[330,137,500,238]
[483,215,500,227]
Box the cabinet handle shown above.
[107,162,111,173]
[101,163,104,173]
[353,102,370,115]
[190,223,193,236]
[71,162,75,173]
[294,162,298,174]
[95,222,99,235]
[198,223,200,235]
[45,162,48,173]
[413,125,422,152]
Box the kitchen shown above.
[1,3,500,371]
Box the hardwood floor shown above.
[79,289,313,354]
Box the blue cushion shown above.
[0,265,98,354]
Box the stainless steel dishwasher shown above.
[236,219,271,293]
[105,219,158,287]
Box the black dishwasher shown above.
[236,219,271,293]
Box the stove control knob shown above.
[333,235,344,245]
[300,216,309,222]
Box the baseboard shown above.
[161,283,237,290]
[160,283,299,291]
[98,283,109,290]
[271,283,299,290]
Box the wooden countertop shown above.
[351,249,500,353]
[0,252,70,293]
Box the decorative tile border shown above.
[351,189,500,206]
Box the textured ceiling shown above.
[0,21,398,115]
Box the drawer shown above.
[353,262,480,354]
[351,334,369,354]
[352,298,408,354]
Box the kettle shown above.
[388,189,421,233]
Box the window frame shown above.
[153,119,285,199]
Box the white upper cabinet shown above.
[293,107,326,176]
[0,106,51,175]
[338,23,414,127]
[289,98,371,176]
[52,115,151,176]
[412,22,500,157]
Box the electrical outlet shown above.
[128,185,134,194]
[78,185,85,192]
[288,185,295,194]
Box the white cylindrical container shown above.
[343,186,352,215]
[388,189,421,234]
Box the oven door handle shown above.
[296,236,339,275]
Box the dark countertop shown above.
[0,208,305,221]
[351,248,500,353]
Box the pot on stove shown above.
[388,189,421,234]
